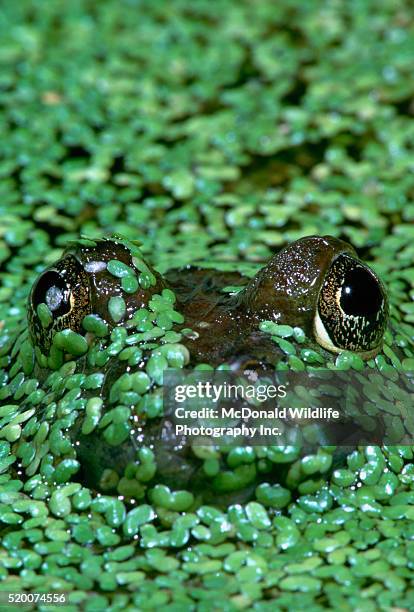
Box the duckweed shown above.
[49,336,83,364]
[82,315,109,337]
[108,296,126,324]
[1,0,414,609]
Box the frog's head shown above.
[28,236,164,360]
[244,235,389,359]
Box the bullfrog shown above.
[23,234,392,500]
[29,234,388,366]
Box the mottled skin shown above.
[26,235,389,497]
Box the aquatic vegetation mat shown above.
[1,0,414,610]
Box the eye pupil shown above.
[31,271,71,318]
[45,286,64,312]
[340,266,383,317]
[315,253,388,355]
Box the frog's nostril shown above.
[314,254,388,358]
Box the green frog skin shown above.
[25,235,389,496]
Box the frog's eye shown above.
[314,254,388,357]
[31,270,72,318]
[28,255,91,353]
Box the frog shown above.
[29,233,388,367]
[22,233,393,501]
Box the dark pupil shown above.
[340,265,383,317]
[32,271,70,318]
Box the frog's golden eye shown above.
[314,254,388,358]
[28,255,91,354]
